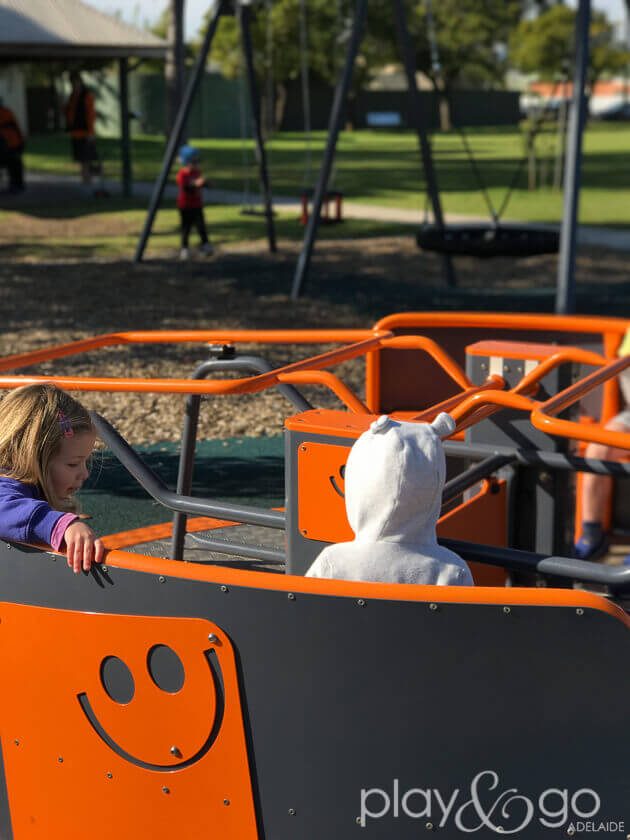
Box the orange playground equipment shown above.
[0,312,628,839]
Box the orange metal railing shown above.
[0,314,628,450]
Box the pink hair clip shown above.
[58,411,74,438]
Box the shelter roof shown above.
[0,0,168,59]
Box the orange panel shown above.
[0,605,258,839]
[298,441,354,543]
[286,409,375,439]
[437,481,509,587]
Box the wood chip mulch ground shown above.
[1,236,628,444]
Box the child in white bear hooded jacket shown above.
[306,412,473,586]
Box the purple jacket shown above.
[0,477,73,548]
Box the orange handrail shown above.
[409,375,506,422]
[379,334,473,390]
[449,390,537,425]
[0,329,379,373]
[277,371,370,414]
[0,333,390,397]
[531,355,630,450]
[375,312,630,336]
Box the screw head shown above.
[287,592,295,600]
[162,786,170,795]
[158,575,166,583]
[170,745,182,757]
[503,606,511,614]
[288,808,296,816]
[106,772,113,779]
[576,608,584,616]
[429,603,438,611]
[101,565,108,573]
[57,756,63,763]
[220,585,228,593]
[208,633,218,643]
[13,739,19,746]
[357,599,365,607]
[426,822,434,830]
[223,798,230,806]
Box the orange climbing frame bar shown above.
[532,355,630,450]
[368,311,630,420]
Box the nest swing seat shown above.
[416,223,560,259]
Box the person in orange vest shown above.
[0,99,25,193]
[64,71,97,185]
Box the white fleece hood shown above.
[306,413,473,586]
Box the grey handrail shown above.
[90,411,285,530]
[442,538,630,594]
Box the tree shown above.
[392,0,524,130]
[195,0,400,131]
[510,4,630,89]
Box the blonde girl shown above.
[0,384,103,573]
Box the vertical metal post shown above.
[555,0,591,314]
[392,0,455,287]
[118,57,132,198]
[238,1,277,253]
[291,0,368,300]
[171,355,310,561]
[166,0,186,135]
[134,0,226,263]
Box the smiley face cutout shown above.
[79,639,223,770]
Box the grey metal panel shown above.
[0,543,629,837]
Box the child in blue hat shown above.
[176,144,213,259]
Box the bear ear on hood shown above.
[430,412,456,438]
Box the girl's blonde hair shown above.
[0,384,94,512]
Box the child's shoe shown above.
[179,247,190,260]
[199,242,214,256]
[573,523,609,561]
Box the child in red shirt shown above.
[176,145,213,259]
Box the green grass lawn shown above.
[15,122,630,236]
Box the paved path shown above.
[5,171,630,253]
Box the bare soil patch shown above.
[0,236,628,444]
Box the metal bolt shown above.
[429,603,438,611]
[101,565,108,573]
[576,608,584,616]
[158,575,165,583]
[357,599,365,607]
[13,739,19,746]
[288,592,295,601]
[503,606,511,614]
[288,808,296,816]
[208,633,218,643]
[426,822,434,831]
[5,544,10,550]
[567,827,575,837]
[302,529,308,536]
[162,786,170,795]
[106,772,113,779]
[170,746,182,757]
[57,756,63,763]
[300,445,307,452]
[221,585,228,593]
[224,798,230,806]
[503,364,511,374]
